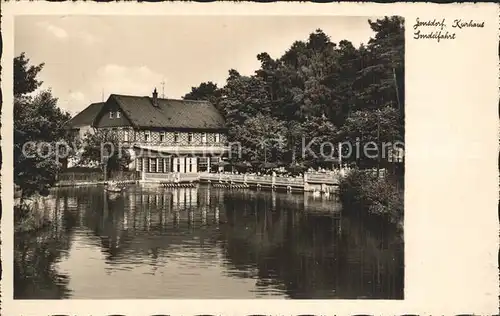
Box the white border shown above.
[2,2,499,315]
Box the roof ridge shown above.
[110,93,210,103]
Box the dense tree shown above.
[14,59,72,198]
[14,52,45,97]
[79,131,132,179]
[353,16,404,114]
[232,113,287,164]
[185,16,405,169]
[301,114,338,164]
[182,81,223,110]
[219,70,272,132]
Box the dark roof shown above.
[107,94,226,130]
[66,102,104,128]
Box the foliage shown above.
[14,52,45,97]
[79,130,132,178]
[14,203,51,233]
[232,113,287,163]
[184,17,405,168]
[182,81,223,109]
[300,114,338,163]
[14,55,73,198]
[338,169,404,224]
[338,106,403,167]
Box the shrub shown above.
[339,169,404,224]
[14,197,51,233]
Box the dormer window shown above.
[144,130,151,142]
[116,111,121,118]
[174,132,179,143]
[201,133,207,144]
[214,133,220,143]
[188,133,193,143]
[109,112,114,119]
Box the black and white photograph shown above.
[2,2,500,316]
[12,14,406,300]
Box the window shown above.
[188,133,193,143]
[136,157,143,171]
[165,157,171,173]
[156,159,162,173]
[150,158,156,173]
[214,133,220,143]
[201,133,207,144]
[116,111,121,118]
[109,112,114,119]
[210,157,220,164]
[159,132,165,142]
[188,158,193,172]
[158,158,164,173]
[144,131,150,142]
[174,132,179,143]
[124,130,129,142]
[198,157,208,172]
[176,158,181,173]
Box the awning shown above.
[133,145,230,156]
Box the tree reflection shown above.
[217,191,404,299]
[14,194,78,299]
[14,185,403,299]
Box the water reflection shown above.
[14,185,403,299]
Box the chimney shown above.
[152,88,159,107]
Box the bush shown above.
[339,169,404,224]
[14,198,51,233]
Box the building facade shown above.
[67,89,230,176]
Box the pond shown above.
[14,184,404,299]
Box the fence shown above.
[306,172,341,184]
[57,172,104,182]
[109,170,141,181]
[56,170,140,184]
[199,172,335,187]
[138,168,387,185]
[143,172,200,183]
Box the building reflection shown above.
[15,185,404,299]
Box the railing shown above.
[57,170,140,183]
[200,172,314,186]
[109,170,140,181]
[142,168,386,185]
[143,172,200,182]
[306,172,341,184]
[275,176,304,185]
[57,172,104,182]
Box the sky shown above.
[15,15,379,116]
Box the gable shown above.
[93,97,133,128]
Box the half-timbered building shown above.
[67,89,229,176]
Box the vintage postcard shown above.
[1,2,498,315]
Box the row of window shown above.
[107,112,221,143]
[137,157,220,173]
[106,128,221,143]
[141,131,220,143]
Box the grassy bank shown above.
[339,169,404,229]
